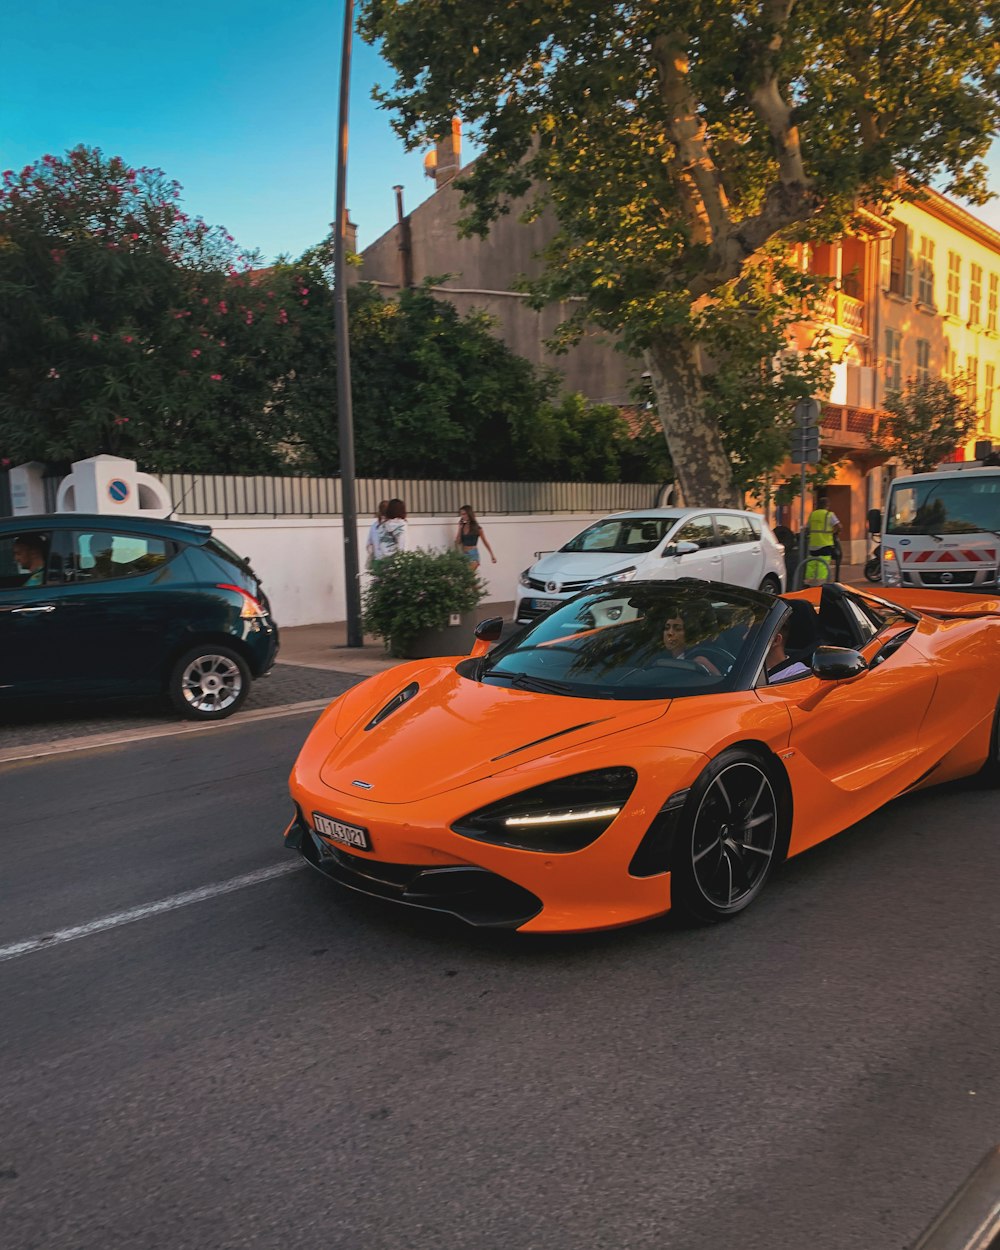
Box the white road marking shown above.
[0,861,304,964]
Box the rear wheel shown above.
[670,748,787,923]
[758,574,782,595]
[167,644,251,720]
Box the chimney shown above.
[426,117,461,189]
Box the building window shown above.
[883,222,913,297]
[989,274,999,332]
[916,339,931,382]
[966,356,979,409]
[884,328,903,391]
[970,264,983,325]
[947,251,961,316]
[918,237,936,305]
[984,364,995,432]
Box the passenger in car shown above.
[765,619,812,683]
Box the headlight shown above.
[882,548,900,585]
[586,566,637,588]
[452,767,638,853]
[518,567,534,588]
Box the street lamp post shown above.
[334,0,362,646]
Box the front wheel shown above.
[758,574,782,595]
[670,749,787,923]
[167,645,251,720]
[864,555,882,583]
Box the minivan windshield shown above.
[561,516,678,555]
[887,476,1000,536]
[481,583,771,700]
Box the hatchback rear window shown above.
[205,537,251,571]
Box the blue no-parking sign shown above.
[108,478,130,503]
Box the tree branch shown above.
[651,32,732,245]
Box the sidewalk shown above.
[277,600,516,675]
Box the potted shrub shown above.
[363,548,489,658]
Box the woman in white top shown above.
[374,498,408,558]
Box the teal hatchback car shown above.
[0,514,279,719]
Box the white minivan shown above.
[514,507,786,624]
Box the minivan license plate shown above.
[313,812,371,851]
[532,598,560,610]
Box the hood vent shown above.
[364,682,419,732]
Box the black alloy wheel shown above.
[167,644,251,720]
[671,748,786,923]
[758,574,782,595]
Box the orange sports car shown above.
[284,579,1000,933]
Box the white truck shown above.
[881,464,1000,591]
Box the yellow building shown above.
[791,189,1000,563]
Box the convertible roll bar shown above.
[912,1146,1000,1250]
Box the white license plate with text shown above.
[532,598,561,611]
[313,812,371,851]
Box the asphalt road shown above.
[2,711,999,1250]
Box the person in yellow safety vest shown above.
[805,495,841,581]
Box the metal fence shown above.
[0,471,658,519]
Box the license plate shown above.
[313,812,371,851]
[532,598,561,611]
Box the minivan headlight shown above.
[882,548,900,586]
[453,767,638,853]
[588,566,637,587]
[518,567,533,588]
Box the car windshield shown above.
[560,516,678,555]
[481,583,771,700]
[886,477,1000,536]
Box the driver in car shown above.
[661,612,721,676]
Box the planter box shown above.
[397,610,478,659]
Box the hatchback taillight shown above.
[217,583,268,618]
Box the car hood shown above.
[531,550,645,583]
[318,664,670,803]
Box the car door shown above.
[659,514,724,582]
[52,528,180,694]
[716,513,763,588]
[758,594,937,851]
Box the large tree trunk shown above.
[645,334,738,507]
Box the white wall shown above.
[197,512,605,627]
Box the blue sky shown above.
[1,1,440,262]
[3,1,999,264]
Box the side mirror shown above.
[470,616,504,658]
[812,645,868,681]
[666,540,699,557]
[867,508,882,535]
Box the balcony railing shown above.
[816,289,866,334]
[821,404,886,449]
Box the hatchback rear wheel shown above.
[168,644,251,720]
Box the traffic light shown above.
[791,424,821,464]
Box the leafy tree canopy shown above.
[291,281,671,482]
[0,146,318,472]
[869,376,979,473]
[360,0,1000,504]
